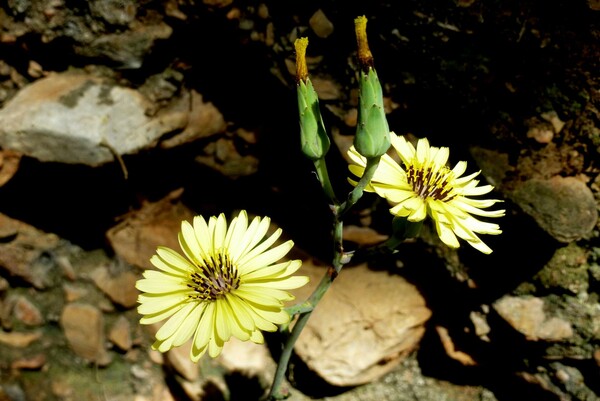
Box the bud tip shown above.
[294,37,309,82]
[354,16,373,71]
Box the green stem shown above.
[313,157,338,205]
[267,211,345,400]
[339,156,380,217]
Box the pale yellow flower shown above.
[348,132,505,254]
[136,210,308,361]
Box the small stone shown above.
[309,9,334,38]
[12,295,44,326]
[470,310,491,341]
[436,325,477,366]
[493,296,573,341]
[60,303,111,365]
[11,353,46,370]
[62,283,88,302]
[534,243,589,294]
[165,340,199,382]
[0,149,21,187]
[90,267,139,309]
[0,213,60,289]
[219,337,274,382]
[106,189,195,270]
[593,348,600,366]
[343,225,389,246]
[108,315,132,351]
[311,77,340,100]
[0,330,42,347]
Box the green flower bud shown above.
[354,68,390,158]
[295,38,330,160]
[353,16,390,159]
[297,78,330,160]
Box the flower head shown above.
[136,210,308,361]
[348,132,505,254]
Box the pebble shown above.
[108,315,133,351]
[90,267,139,309]
[60,303,111,365]
[493,296,573,341]
[0,330,42,347]
[12,295,44,326]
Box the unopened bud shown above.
[295,38,330,160]
[353,16,390,159]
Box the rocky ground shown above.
[0,1,599,400]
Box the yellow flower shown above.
[136,210,308,361]
[348,132,505,254]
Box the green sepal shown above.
[354,68,390,158]
[297,79,330,160]
[391,216,423,242]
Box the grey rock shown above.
[511,176,598,242]
[0,73,185,165]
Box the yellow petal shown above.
[226,294,256,332]
[171,303,203,347]
[155,302,196,342]
[214,299,232,342]
[237,229,284,269]
[192,302,215,357]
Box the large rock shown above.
[511,176,598,243]
[292,261,431,387]
[0,73,225,166]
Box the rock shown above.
[108,315,133,352]
[342,225,389,246]
[90,267,139,309]
[60,303,111,365]
[74,22,173,69]
[309,9,335,38]
[106,189,195,270]
[219,337,275,385]
[195,137,260,178]
[533,243,589,294]
[493,296,573,341]
[62,284,88,303]
[0,213,61,289]
[436,325,477,366]
[292,261,431,387]
[511,176,598,242]
[0,149,21,187]
[311,77,341,100]
[165,340,200,382]
[11,353,46,370]
[0,330,42,347]
[0,73,188,166]
[12,295,44,326]
[157,89,227,149]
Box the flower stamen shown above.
[188,251,240,301]
[407,165,455,202]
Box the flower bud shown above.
[353,16,390,159]
[295,38,330,160]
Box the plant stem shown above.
[267,208,346,400]
[313,157,338,205]
[339,156,380,217]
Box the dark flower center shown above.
[187,252,240,301]
[407,164,455,202]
